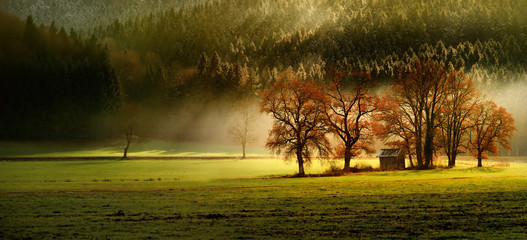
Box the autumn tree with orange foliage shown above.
[468,100,515,167]
[321,69,378,171]
[376,60,516,168]
[260,71,331,176]
[438,69,479,167]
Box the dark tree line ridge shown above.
[0,13,120,139]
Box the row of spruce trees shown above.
[0,13,119,139]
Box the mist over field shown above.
[482,76,527,155]
[137,99,273,148]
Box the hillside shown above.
[2,0,526,154]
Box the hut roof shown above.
[376,149,401,158]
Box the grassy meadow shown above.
[0,139,272,158]
[0,141,526,239]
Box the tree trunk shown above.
[343,158,351,171]
[447,151,454,167]
[451,152,457,167]
[123,121,133,160]
[296,146,305,176]
[424,131,434,168]
[297,154,305,176]
[342,145,352,171]
[477,152,483,167]
[242,142,246,159]
[408,154,414,168]
[123,140,130,159]
[415,137,424,169]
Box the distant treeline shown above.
[5,0,205,35]
[1,0,527,143]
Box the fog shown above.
[118,73,527,158]
[125,98,273,155]
[480,76,527,156]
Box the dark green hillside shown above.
[7,0,527,102]
[98,0,527,79]
[2,0,527,148]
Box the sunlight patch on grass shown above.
[0,139,272,158]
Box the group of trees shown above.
[261,60,515,175]
[375,59,515,169]
[261,68,380,176]
[0,13,119,139]
[5,0,202,34]
[0,0,524,156]
[92,0,527,151]
[89,0,527,71]
[85,0,527,100]
[32,0,521,122]
[195,52,261,98]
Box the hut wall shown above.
[380,157,398,170]
[380,156,405,170]
[397,154,405,169]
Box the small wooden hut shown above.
[376,149,405,170]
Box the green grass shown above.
[0,139,271,157]
[0,158,526,239]
[0,158,525,192]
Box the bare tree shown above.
[122,119,134,159]
[120,103,139,159]
[230,98,257,159]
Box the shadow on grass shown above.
[277,165,510,179]
[372,165,507,178]
[462,167,506,174]
[275,166,381,178]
